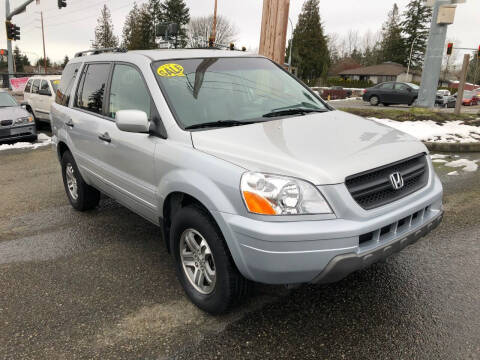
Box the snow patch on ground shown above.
[0,134,51,152]
[430,154,449,159]
[444,159,479,172]
[369,118,480,143]
[447,171,459,176]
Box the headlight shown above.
[241,172,333,215]
[15,116,33,125]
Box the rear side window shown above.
[75,63,110,115]
[56,63,81,106]
[32,79,40,94]
[24,79,32,93]
[395,83,409,91]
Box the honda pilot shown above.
[51,49,444,314]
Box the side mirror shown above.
[407,87,412,92]
[38,89,51,96]
[20,101,28,109]
[116,110,150,133]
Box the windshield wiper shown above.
[262,108,328,118]
[185,120,260,130]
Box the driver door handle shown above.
[98,132,111,143]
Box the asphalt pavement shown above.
[0,144,479,359]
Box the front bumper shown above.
[0,124,36,142]
[216,173,443,285]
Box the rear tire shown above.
[61,151,100,211]
[369,96,379,106]
[171,205,250,314]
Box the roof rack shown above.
[74,47,127,58]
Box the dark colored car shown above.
[0,91,37,143]
[363,82,419,107]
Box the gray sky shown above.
[1,0,478,63]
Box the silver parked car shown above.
[51,49,444,314]
[0,91,37,143]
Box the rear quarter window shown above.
[55,63,82,106]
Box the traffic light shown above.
[478,45,480,58]
[229,43,235,51]
[447,42,453,55]
[5,22,20,41]
[208,37,214,48]
[0,49,7,57]
[57,0,67,9]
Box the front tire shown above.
[61,151,100,211]
[171,205,249,314]
[369,96,380,106]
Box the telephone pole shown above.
[259,0,290,65]
[40,11,47,74]
[211,0,218,43]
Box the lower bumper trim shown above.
[311,211,444,284]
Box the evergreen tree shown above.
[92,5,119,49]
[122,3,157,50]
[467,52,479,84]
[36,57,52,68]
[21,54,30,66]
[149,0,163,42]
[290,0,330,85]
[380,4,405,65]
[13,46,24,72]
[161,0,190,48]
[401,0,432,70]
[62,55,69,68]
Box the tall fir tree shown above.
[380,4,405,65]
[149,0,163,43]
[161,0,190,48]
[122,3,157,50]
[92,5,119,49]
[13,46,24,72]
[467,52,479,84]
[401,0,432,70]
[289,0,330,85]
[62,55,69,68]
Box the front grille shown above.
[346,154,429,210]
[1,120,13,127]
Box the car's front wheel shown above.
[171,205,249,314]
[61,151,100,211]
[369,96,380,106]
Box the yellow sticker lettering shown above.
[157,63,185,77]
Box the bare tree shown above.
[187,15,238,48]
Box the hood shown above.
[191,111,427,185]
[0,106,31,121]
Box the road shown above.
[328,98,480,113]
[0,145,479,359]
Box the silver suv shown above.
[51,49,444,314]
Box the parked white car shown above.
[24,75,61,124]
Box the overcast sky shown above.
[1,0,478,63]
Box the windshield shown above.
[407,83,420,90]
[152,57,328,129]
[50,80,59,93]
[0,92,18,107]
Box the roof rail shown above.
[74,47,127,58]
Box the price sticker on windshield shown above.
[157,63,185,77]
[53,80,60,84]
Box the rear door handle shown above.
[65,118,74,128]
[98,132,111,143]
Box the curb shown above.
[423,142,480,153]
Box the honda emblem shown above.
[389,172,404,190]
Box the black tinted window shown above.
[56,63,81,106]
[75,63,110,114]
[40,80,50,93]
[24,79,32,93]
[32,79,40,93]
[108,64,150,118]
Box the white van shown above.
[24,75,61,124]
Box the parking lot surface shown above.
[0,145,479,359]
